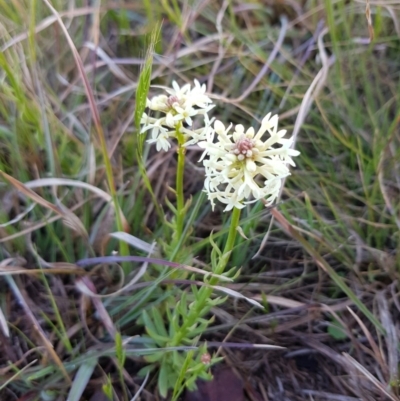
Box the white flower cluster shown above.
[140,80,214,151]
[140,80,300,211]
[198,113,300,211]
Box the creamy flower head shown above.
[140,80,214,151]
[198,113,300,211]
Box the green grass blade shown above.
[66,358,98,401]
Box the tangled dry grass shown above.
[1,0,400,400]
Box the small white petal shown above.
[235,124,245,134]
[254,125,268,141]
[214,120,225,134]
[264,114,278,130]
[246,159,257,172]
[246,127,255,138]
[261,112,272,125]
[172,81,180,92]
[165,113,175,127]
[225,154,237,162]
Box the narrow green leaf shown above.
[115,331,126,368]
[66,359,98,401]
[144,351,164,363]
[102,375,113,400]
[142,310,157,334]
[260,292,269,313]
[177,293,188,318]
[328,318,348,340]
[145,326,169,347]
[138,364,156,377]
[158,360,169,398]
[165,197,178,214]
[172,350,183,368]
[151,307,169,337]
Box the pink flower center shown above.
[167,95,180,107]
[232,136,254,160]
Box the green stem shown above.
[171,207,241,345]
[216,206,241,276]
[175,126,186,242]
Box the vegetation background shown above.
[0,0,399,400]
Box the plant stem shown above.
[171,207,241,345]
[216,206,241,276]
[175,125,186,242]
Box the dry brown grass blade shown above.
[342,353,399,401]
[212,286,263,309]
[207,0,230,92]
[365,0,374,41]
[234,16,288,103]
[77,277,117,339]
[74,252,151,299]
[270,208,385,333]
[292,26,333,141]
[1,171,61,215]
[76,256,234,282]
[0,203,35,228]
[346,307,387,376]
[4,268,71,383]
[0,348,46,375]
[0,305,9,338]
[376,292,399,386]
[40,0,128,241]
[0,265,85,276]
[377,147,400,230]
[1,6,97,52]
[204,18,288,116]
[0,359,39,392]
[0,196,87,244]
[253,26,333,259]
[0,171,87,238]
[385,6,400,37]
[251,294,304,309]
[83,42,132,84]
[251,293,354,312]
[41,0,110,156]
[24,178,129,231]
